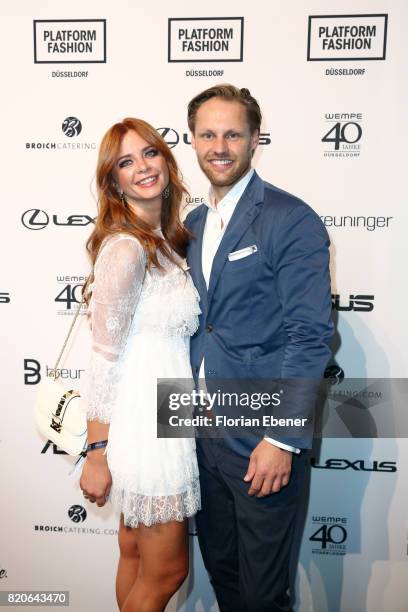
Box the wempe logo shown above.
[310,515,348,556]
[55,274,88,315]
[168,17,244,62]
[307,14,387,61]
[34,19,106,64]
[323,113,362,158]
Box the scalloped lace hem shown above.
[109,477,201,528]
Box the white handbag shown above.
[34,294,88,456]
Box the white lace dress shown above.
[84,232,201,527]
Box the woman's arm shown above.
[80,235,146,506]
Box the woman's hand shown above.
[80,450,112,507]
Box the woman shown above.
[79,118,201,612]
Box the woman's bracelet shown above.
[86,440,108,453]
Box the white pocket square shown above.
[228,245,258,261]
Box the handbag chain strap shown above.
[50,279,90,375]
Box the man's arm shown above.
[264,203,333,447]
[245,202,333,495]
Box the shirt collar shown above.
[206,168,254,211]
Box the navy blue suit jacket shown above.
[185,171,333,457]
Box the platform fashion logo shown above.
[168,17,244,62]
[34,19,106,63]
[307,14,387,61]
[62,117,82,137]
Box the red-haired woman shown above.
[79,118,201,612]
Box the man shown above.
[184,84,333,611]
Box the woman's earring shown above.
[162,185,170,199]
[119,190,127,206]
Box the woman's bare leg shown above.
[121,519,188,612]
[116,514,140,609]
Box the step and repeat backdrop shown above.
[1,1,407,611]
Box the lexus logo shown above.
[68,505,87,523]
[156,127,179,148]
[21,209,95,229]
[21,208,49,230]
[62,116,82,137]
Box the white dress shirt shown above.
[199,169,300,454]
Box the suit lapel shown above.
[188,206,208,305]
[207,172,264,306]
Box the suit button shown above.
[206,324,214,333]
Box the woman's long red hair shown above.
[86,118,190,284]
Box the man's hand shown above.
[244,440,293,497]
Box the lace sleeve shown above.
[85,235,146,423]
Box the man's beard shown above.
[197,151,252,187]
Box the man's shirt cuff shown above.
[264,436,301,454]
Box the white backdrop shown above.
[1,1,407,611]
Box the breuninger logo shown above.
[320,214,393,231]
